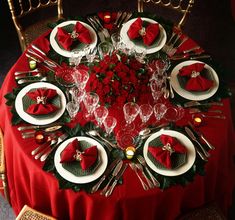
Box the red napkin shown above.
[60,139,98,170]
[57,22,92,50]
[127,17,160,46]
[179,63,214,91]
[148,134,187,169]
[26,88,59,115]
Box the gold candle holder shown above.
[125,146,136,160]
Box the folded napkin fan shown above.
[178,63,214,91]
[26,88,59,115]
[60,139,98,171]
[57,21,92,51]
[127,17,160,46]
[148,134,187,169]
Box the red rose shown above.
[103,85,110,94]
[117,71,127,79]
[103,76,111,85]
[106,70,114,78]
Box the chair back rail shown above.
[137,0,194,28]
[0,127,10,204]
[7,0,63,51]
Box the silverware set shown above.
[25,44,61,72]
[185,122,216,161]
[87,16,110,42]
[92,159,128,197]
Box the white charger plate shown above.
[54,136,108,184]
[120,17,167,54]
[50,20,97,58]
[143,130,196,176]
[170,60,219,101]
[15,82,66,125]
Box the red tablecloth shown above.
[0,27,235,220]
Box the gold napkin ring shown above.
[162,143,175,155]
[70,30,79,40]
[74,150,84,161]
[191,70,200,78]
[139,27,146,36]
[36,96,47,104]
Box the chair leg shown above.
[0,173,10,205]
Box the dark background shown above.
[1,0,235,85]
[0,0,235,218]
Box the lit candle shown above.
[29,60,37,70]
[34,131,46,144]
[193,116,203,126]
[125,146,136,159]
[103,12,111,23]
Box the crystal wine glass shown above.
[139,104,153,128]
[72,69,89,90]
[66,101,79,120]
[94,106,109,128]
[153,103,167,123]
[150,79,163,102]
[70,87,86,106]
[83,92,99,119]
[123,102,140,130]
[103,116,117,137]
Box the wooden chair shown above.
[137,0,195,29]
[0,127,10,204]
[16,205,57,220]
[7,0,64,52]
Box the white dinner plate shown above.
[170,60,219,101]
[50,20,98,58]
[120,17,167,54]
[143,130,196,176]
[15,82,66,125]
[54,136,108,184]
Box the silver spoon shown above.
[86,130,117,149]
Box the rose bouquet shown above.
[86,52,151,107]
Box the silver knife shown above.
[188,121,215,150]
[105,163,128,197]
[184,101,223,108]
[91,158,121,193]
[100,160,123,195]
[87,17,105,42]
[18,123,63,131]
[185,127,210,158]
[40,133,68,162]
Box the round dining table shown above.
[0,11,235,220]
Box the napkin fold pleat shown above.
[26,88,59,115]
[179,63,214,91]
[60,139,98,171]
[127,17,160,46]
[57,22,92,51]
[148,134,187,169]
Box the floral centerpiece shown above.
[86,52,151,107]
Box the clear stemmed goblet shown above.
[153,103,167,123]
[98,41,114,59]
[85,47,97,65]
[94,106,109,128]
[150,79,163,102]
[66,101,79,120]
[139,104,153,128]
[133,47,147,64]
[103,116,117,137]
[123,102,140,130]
[70,87,86,106]
[69,49,84,67]
[111,32,122,50]
[72,69,89,90]
[83,92,99,120]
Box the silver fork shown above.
[129,163,149,190]
[135,163,154,189]
[40,133,68,162]
[15,72,43,80]
[17,76,48,84]
[136,155,160,187]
